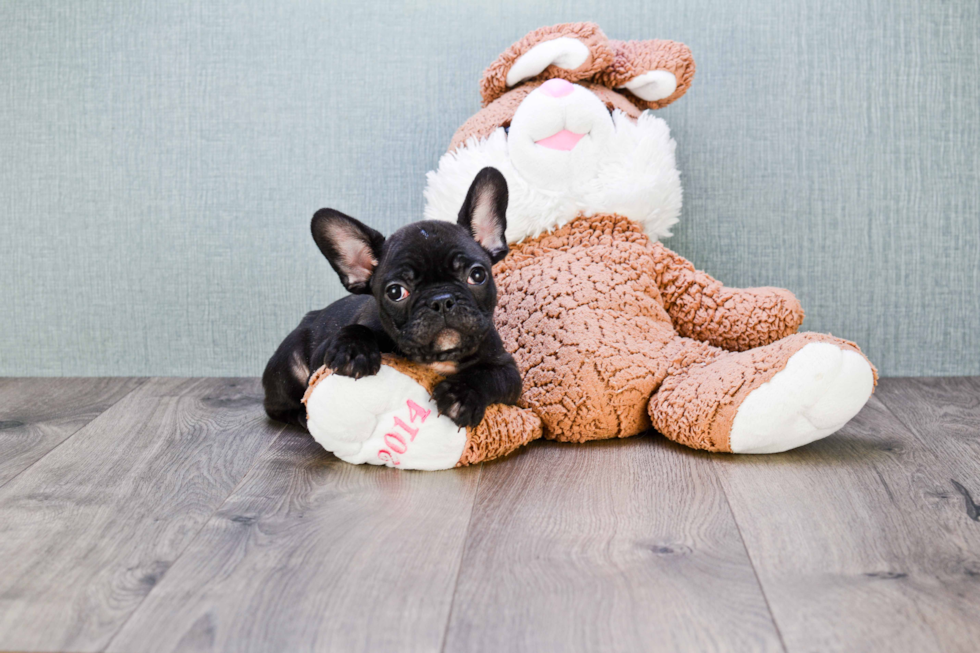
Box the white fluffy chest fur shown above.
[424,111,683,245]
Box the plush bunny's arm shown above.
[650,242,804,351]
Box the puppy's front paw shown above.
[325,330,381,379]
[433,377,488,428]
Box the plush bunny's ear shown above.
[505,38,591,88]
[619,70,678,103]
[593,39,696,110]
[311,209,385,294]
[457,167,509,263]
[480,22,614,107]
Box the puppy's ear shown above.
[311,209,385,294]
[457,167,509,264]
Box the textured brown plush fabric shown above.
[650,242,805,351]
[492,213,876,448]
[304,355,543,466]
[449,81,642,153]
[381,354,445,393]
[456,404,543,467]
[493,214,712,443]
[592,39,696,110]
[480,22,615,107]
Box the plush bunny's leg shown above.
[303,364,467,470]
[303,356,541,470]
[648,333,876,453]
[457,402,543,466]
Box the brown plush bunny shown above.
[304,23,876,469]
[424,23,877,453]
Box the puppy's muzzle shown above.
[434,328,462,352]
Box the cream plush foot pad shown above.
[304,365,468,470]
[729,342,875,454]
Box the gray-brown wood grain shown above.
[0,376,978,652]
[876,377,980,514]
[107,429,482,653]
[0,378,283,652]
[444,438,782,653]
[0,377,145,487]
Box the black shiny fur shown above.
[263,167,521,429]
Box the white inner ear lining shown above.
[329,223,377,285]
[618,70,678,102]
[505,37,591,87]
[470,193,503,250]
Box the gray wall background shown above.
[1,0,978,377]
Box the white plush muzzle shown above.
[425,84,683,244]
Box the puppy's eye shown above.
[385,284,409,302]
[467,267,487,286]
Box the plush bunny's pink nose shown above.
[540,78,574,98]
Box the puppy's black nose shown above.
[428,293,456,313]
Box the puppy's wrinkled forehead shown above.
[379,221,488,280]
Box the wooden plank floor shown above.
[0,377,977,653]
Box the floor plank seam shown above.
[0,377,149,492]
[715,466,790,653]
[874,383,980,522]
[98,421,289,653]
[438,462,484,653]
[873,388,927,447]
[873,388,959,488]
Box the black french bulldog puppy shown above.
[262,167,522,430]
